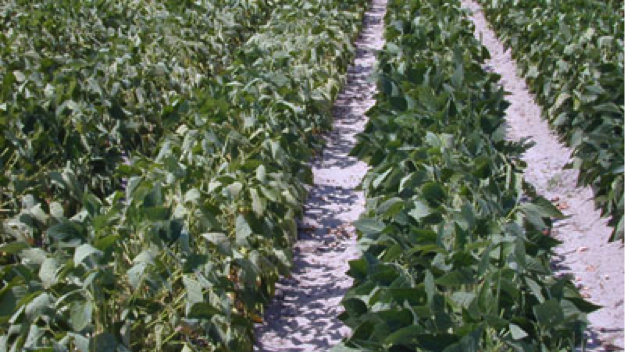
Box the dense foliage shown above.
[478,0,624,241]
[0,0,272,214]
[333,0,596,350]
[0,0,365,350]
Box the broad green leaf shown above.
[21,248,47,265]
[39,258,59,289]
[421,182,446,206]
[409,200,431,221]
[202,232,232,255]
[0,242,29,254]
[450,292,476,309]
[451,63,464,88]
[235,215,253,245]
[256,165,267,184]
[533,299,565,328]
[70,300,93,331]
[127,262,147,290]
[183,276,203,304]
[74,244,102,265]
[187,302,220,319]
[25,293,52,320]
[354,219,385,237]
[184,188,201,204]
[250,188,264,216]
[509,323,528,340]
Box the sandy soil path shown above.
[253,1,387,351]
[461,1,624,350]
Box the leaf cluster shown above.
[333,0,597,351]
[0,0,271,217]
[0,0,366,351]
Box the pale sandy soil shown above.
[461,1,625,350]
[253,1,387,350]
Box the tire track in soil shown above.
[253,0,387,351]
[461,1,624,350]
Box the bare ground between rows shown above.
[253,0,388,351]
[461,1,624,350]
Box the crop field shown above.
[0,0,365,350]
[0,0,622,351]
[333,0,608,350]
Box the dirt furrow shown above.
[253,1,387,350]
[461,1,624,350]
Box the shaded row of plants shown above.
[478,0,624,241]
[333,0,596,350]
[0,0,366,350]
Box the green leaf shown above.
[611,218,624,242]
[390,96,407,111]
[533,299,565,328]
[425,270,436,304]
[68,333,90,352]
[260,185,280,202]
[532,196,564,218]
[90,333,117,352]
[70,300,93,331]
[513,238,526,272]
[372,168,392,189]
[202,232,232,255]
[74,244,102,266]
[187,302,220,319]
[39,258,59,289]
[25,293,52,320]
[21,248,47,265]
[451,63,464,88]
[354,219,385,237]
[593,102,622,114]
[421,182,446,206]
[443,326,482,352]
[47,220,83,240]
[477,245,493,277]
[227,182,243,198]
[509,323,528,340]
[435,270,474,286]
[127,262,147,290]
[13,71,26,82]
[183,276,203,304]
[450,292,476,309]
[384,325,423,345]
[0,242,29,254]
[519,203,547,229]
[409,200,431,221]
[235,215,253,245]
[525,277,545,303]
[184,188,201,204]
[250,188,264,217]
[377,197,403,216]
[94,235,120,252]
[256,165,267,184]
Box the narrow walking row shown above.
[254,0,388,350]
[462,1,624,349]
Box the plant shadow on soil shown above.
[254,1,387,350]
